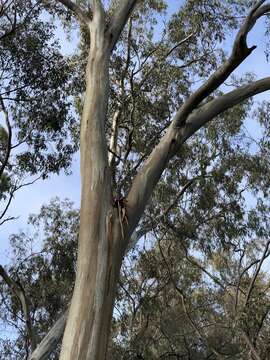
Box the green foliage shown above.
[0,0,79,180]
[0,0,80,226]
[0,198,78,358]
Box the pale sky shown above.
[1,1,270,264]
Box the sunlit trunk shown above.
[59,20,124,360]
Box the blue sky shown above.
[1,1,270,264]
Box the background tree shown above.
[0,199,78,359]
[0,0,79,226]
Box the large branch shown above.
[56,0,91,24]
[124,1,270,246]
[183,77,270,139]
[108,0,138,51]
[126,77,270,243]
[173,0,270,127]
[28,311,68,360]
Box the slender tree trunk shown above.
[59,18,125,360]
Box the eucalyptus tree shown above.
[50,1,270,359]
[2,0,270,359]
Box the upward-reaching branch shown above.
[127,76,270,243]
[108,0,138,51]
[173,0,270,128]
[244,239,270,307]
[56,0,91,24]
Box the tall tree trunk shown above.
[59,18,124,360]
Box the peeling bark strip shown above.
[30,1,270,359]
